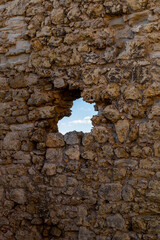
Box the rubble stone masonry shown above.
[0,0,160,239]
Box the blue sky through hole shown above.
[58,98,97,134]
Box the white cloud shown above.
[70,116,91,124]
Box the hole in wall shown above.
[58,98,97,135]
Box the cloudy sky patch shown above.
[58,98,96,134]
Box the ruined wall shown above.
[0,0,160,239]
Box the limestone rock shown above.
[92,126,109,143]
[10,189,27,204]
[124,86,141,100]
[98,183,122,201]
[65,145,80,160]
[42,163,56,176]
[154,141,160,157]
[46,148,63,163]
[3,132,21,151]
[46,133,65,148]
[64,131,80,145]
[78,227,95,240]
[51,8,64,24]
[106,214,126,230]
[122,185,135,201]
[103,105,120,122]
[115,120,129,143]
[126,0,148,11]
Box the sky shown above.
[58,98,97,134]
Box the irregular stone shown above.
[122,185,135,201]
[115,120,130,143]
[154,141,160,157]
[0,187,4,200]
[92,126,109,143]
[3,132,21,151]
[124,86,141,100]
[144,82,160,97]
[65,145,80,160]
[98,183,122,201]
[103,105,120,122]
[46,133,65,147]
[10,189,27,204]
[106,83,120,99]
[64,131,80,145]
[51,8,64,24]
[54,175,67,187]
[78,227,95,240]
[149,104,160,119]
[46,148,63,163]
[28,106,56,120]
[42,163,56,176]
[81,150,96,160]
[126,0,148,11]
[106,214,126,230]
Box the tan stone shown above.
[124,86,141,100]
[42,163,56,176]
[65,145,80,160]
[3,132,21,151]
[103,105,120,122]
[115,120,129,143]
[46,133,65,148]
[126,0,148,10]
[154,141,160,157]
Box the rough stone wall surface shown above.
[0,0,160,239]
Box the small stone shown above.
[126,0,148,10]
[78,227,95,240]
[92,126,109,143]
[54,175,67,187]
[0,187,4,200]
[154,141,160,157]
[64,131,80,145]
[51,227,61,237]
[65,145,80,160]
[3,132,21,151]
[46,148,63,163]
[106,83,120,99]
[106,214,126,230]
[46,133,65,147]
[149,104,160,119]
[81,150,95,160]
[115,120,129,143]
[10,189,27,204]
[42,163,56,176]
[124,86,141,100]
[54,78,66,88]
[51,8,64,24]
[122,185,135,201]
[98,183,122,201]
[103,105,120,122]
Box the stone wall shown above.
[0,0,160,239]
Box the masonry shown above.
[0,0,160,239]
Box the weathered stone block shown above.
[3,132,21,151]
[115,120,129,143]
[65,145,80,160]
[98,183,122,201]
[106,214,126,230]
[46,133,65,148]
[42,163,56,176]
[10,189,26,204]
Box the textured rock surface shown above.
[0,0,160,239]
